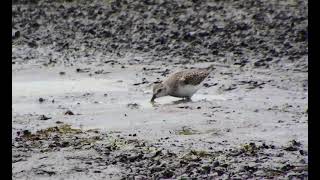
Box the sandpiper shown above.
[151,65,217,102]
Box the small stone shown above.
[14,31,20,39]
[61,141,69,147]
[127,103,140,109]
[299,150,305,155]
[39,115,51,120]
[213,161,220,167]
[243,165,257,172]
[215,167,224,176]
[23,130,31,136]
[290,140,301,147]
[162,169,174,178]
[202,165,211,174]
[281,164,295,171]
[64,110,74,115]
[28,41,38,48]
[220,164,228,168]
[76,68,90,73]
[284,146,298,151]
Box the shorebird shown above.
[151,64,221,102]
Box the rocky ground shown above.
[12,0,308,179]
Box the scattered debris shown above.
[38,98,45,103]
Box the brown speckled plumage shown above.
[179,70,210,85]
[151,65,216,101]
[164,68,211,96]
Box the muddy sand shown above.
[12,0,307,179]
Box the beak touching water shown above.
[150,95,156,102]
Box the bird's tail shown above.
[206,64,216,72]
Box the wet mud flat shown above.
[12,0,307,179]
[12,63,308,179]
[13,124,307,179]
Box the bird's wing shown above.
[179,70,210,85]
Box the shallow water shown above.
[12,73,226,109]
[12,67,229,135]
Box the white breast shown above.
[177,84,200,97]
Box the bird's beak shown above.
[150,95,156,102]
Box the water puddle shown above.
[12,69,228,131]
[137,94,227,108]
[12,78,126,97]
[13,75,227,112]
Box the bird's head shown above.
[151,82,168,102]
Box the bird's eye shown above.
[157,89,162,93]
